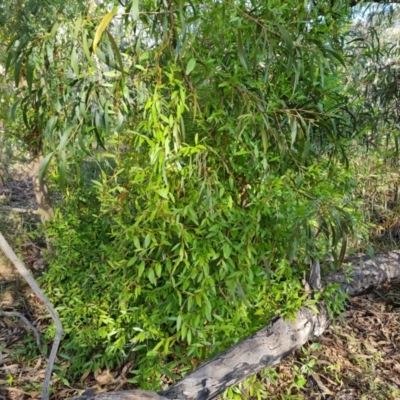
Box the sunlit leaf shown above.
[131,0,139,21]
[93,12,116,53]
[185,58,196,75]
[38,152,54,183]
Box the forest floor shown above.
[0,166,400,400]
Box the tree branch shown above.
[0,231,63,400]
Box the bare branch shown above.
[0,231,63,400]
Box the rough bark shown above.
[30,155,54,223]
[350,0,400,6]
[325,250,400,296]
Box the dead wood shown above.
[325,250,400,296]
[72,251,400,400]
[0,231,63,400]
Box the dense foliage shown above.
[2,0,398,394]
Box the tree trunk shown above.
[73,251,400,400]
[30,155,54,223]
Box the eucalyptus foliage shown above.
[2,0,368,390]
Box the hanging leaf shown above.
[277,23,294,54]
[106,31,125,74]
[290,117,297,148]
[185,58,196,75]
[93,12,116,53]
[237,30,248,71]
[82,29,96,68]
[59,127,73,151]
[71,46,79,76]
[58,149,67,188]
[14,56,22,87]
[49,22,59,38]
[26,56,34,92]
[10,100,21,120]
[38,152,54,183]
[131,0,139,21]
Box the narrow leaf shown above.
[26,57,34,92]
[290,117,297,147]
[82,29,96,67]
[49,22,59,38]
[106,31,125,73]
[277,24,294,54]
[59,127,73,151]
[131,0,139,21]
[185,58,196,75]
[14,56,22,87]
[38,152,54,183]
[71,46,79,76]
[237,30,248,71]
[93,12,116,53]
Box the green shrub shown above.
[42,145,362,387]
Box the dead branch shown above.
[0,231,63,400]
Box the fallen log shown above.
[73,251,400,400]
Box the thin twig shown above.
[0,311,41,350]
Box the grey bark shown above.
[0,231,63,400]
[325,251,400,296]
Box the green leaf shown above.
[71,46,79,76]
[144,233,151,248]
[222,242,232,259]
[26,56,34,92]
[58,152,66,188]
[59,128,73,151]
[14,56,22,87]
[93,12,116,53]
[131,0,139,21]
[277,23,293,54]
[155,188,169,199]
[38,152,54,183]
[127,257,136,267]
[176,314,182,331]
[237,30,248,71]
[137,261,145,278]
[148,268,156,285]
[290,117,297,147]
[45,116,58,138]
[10,100,21,120]
[133,236,141,249]
[185,58,196,75]
[106,31,125,74]
[82,29,96,68]
[49,22,59,38]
